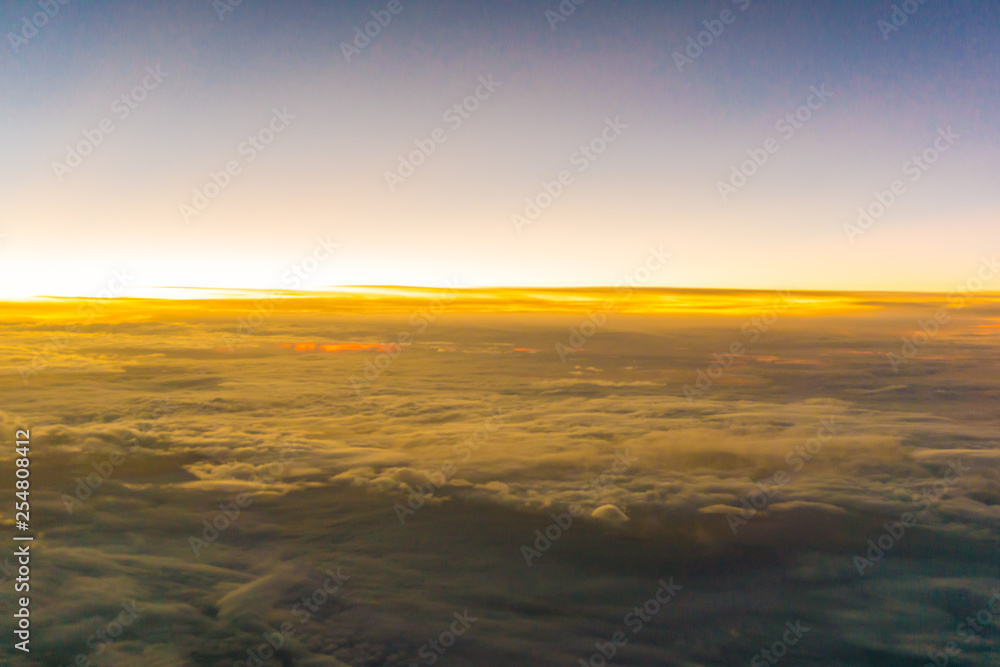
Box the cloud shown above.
[2,298,999,664]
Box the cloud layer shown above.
[1,293,998,665]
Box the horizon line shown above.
[4,283,999,302]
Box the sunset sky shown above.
[4,3,1000,665]
[2,0,998,298]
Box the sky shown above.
[2,5,1000,662]
[1,0,999,298]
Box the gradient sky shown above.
[1,0,998,298]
